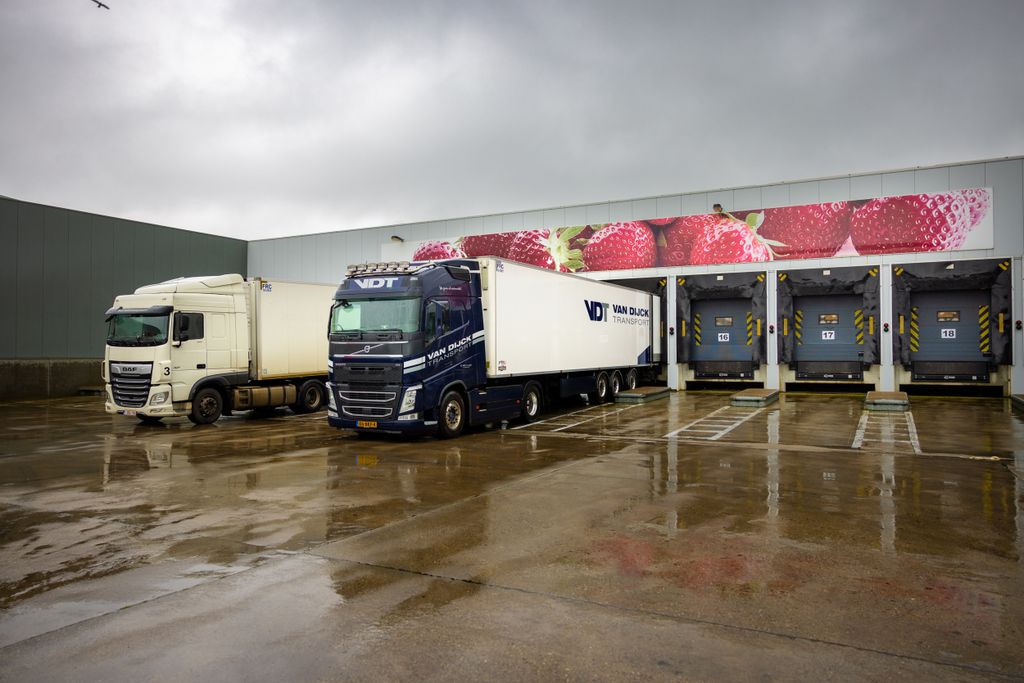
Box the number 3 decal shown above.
[163,366,171,376]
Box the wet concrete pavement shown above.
[1,394,1022,680]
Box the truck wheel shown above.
[625,368,638,390]
[521,383,543,422]
[438,391,466,439]
[291,380,325,414]
[610,371,623,396]
[188,387,223,425]
[588,372,610,404]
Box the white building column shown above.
[879,262,896,391]
[765,268,780,390]
[666,277,679,390]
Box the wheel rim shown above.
[445,400,462,430]
[198,395,218,418]
[627,372,637,389]
[525,390,539,416]
[304,387,319,408]
[597,377,607,398]
[612,376,621,394]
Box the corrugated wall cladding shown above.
[246,158,1024,283]
[0,198,248,359]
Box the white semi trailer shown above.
[327,258,662,437]
[103,274,335,424]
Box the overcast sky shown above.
[1,0,1022,240]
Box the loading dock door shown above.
[691,298,754,378]
[793,295,864,380]
[910,290,990,381]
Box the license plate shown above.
[357,420,378,428]
[121,410,137,416]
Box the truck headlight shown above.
[399,387,419,413]
[150,391,169,406]
[327,383,337,411]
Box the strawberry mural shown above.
[404,189,991,271]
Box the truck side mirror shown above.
[173,312,189,345]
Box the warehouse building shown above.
[3,156,1022,400]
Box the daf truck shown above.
[103,274,335,425]
[327,258,661,437]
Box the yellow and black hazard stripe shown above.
[868,267,879,277]
[998,260,1010,271]
[677,277,685,286]
[746,312,753,346]
[693,312,702,347]
[909,306,920,353]
[894,266,905,276]
[778,273,788,282]
[783,317,789,337]
[658,278,666,288]
[979,304,991,353]
[794,310,803,345]
[756,273,765,283]
[854,308,865,345]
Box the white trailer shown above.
[103,274,335,424]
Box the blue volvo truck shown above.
[326,257,662,437]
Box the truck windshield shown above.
[331,298,420,334]
[106,314,169,347]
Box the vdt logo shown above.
[584,300,609,322]
[354,277,398,289]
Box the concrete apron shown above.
[0,395,1022,680]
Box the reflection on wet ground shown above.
[1,394,1022,679]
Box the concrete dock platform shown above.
[614,385,670,403]
[865,390,910,411]
[1011,394,1024,413]
[730,388,779,407]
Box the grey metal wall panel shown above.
[631,198,656,221]
[913,167,950,193]
[706,190,734,212]
[850,174,882,199]
[788,182,819,205]
[90,214,115,353]
[608,201,631,222]
[42,206,69,358]
[523,211,544,229]
[67,212,93,357]
[655,196,682,220]
[733,188,761,211]
[882,171,915,197]
[564,206,587,227]
[16,202,45,358]
[950,163,986,190]
[131,221,155,286]
[818,178,850,203]
[0,199,18,357]
[987,159,1024,254]
[584,203,609,225]
[680,194,707,214]
[760,185,789,208]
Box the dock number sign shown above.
[717,332,730,342]
[940,328,956,339]
[821,330,836,341]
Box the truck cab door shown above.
[171,312,208,402]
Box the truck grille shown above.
[339,389,397,403]
[342,405,393,418]
[110,362,153,408]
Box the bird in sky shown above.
[91,0,110,8]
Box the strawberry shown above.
[458,232,518,258]
[506,227,585,271]
[849,193,971,254]
[688,217,774,265]
[582,221,656,271]
[412,240,466,260]
[744,202,853,259]
[646,218,678,227]
[958,188,990,228]
[657,215,725,266]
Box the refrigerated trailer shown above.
[327,258,662,437]
[104,274,336,424]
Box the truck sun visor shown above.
[104,305,173,319]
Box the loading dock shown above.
[893,259,1012,393]
[675,272,767,386]
[777,266,880,389]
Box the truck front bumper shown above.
[104,384,185,418]
[327,413,437,435]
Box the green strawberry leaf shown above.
[559,226,585,242]
[745,212,764,230]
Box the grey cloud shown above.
[0,0,1022,239]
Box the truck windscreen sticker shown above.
[584,300,650,326]
[353,277,400,289]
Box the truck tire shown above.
[588,372,610,404]
[521,383,543,422]
[610,371,622,397]
[291,380,325,414]
[189,387,223,425]
[625,368,638,390]
[438,390,466,439]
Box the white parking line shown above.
[551,404,640,432]
[664,406,765,441]
[852,410,922,454]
